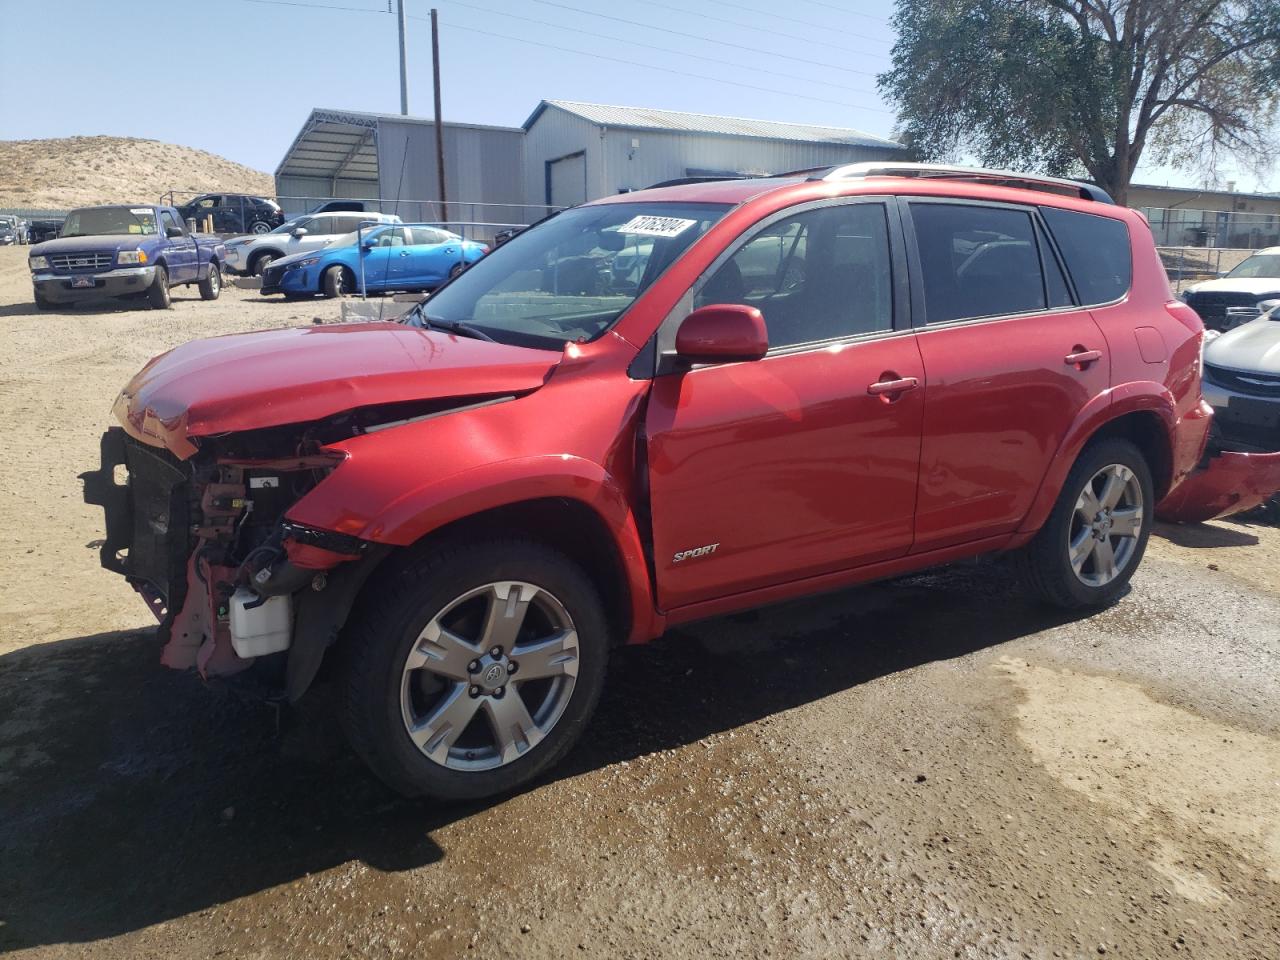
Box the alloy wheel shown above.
[1068,463,1144,587]
[399,580,580,771]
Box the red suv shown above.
[83,164,1280,800]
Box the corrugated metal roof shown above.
[275,108,523,180]
[525,100,901,150]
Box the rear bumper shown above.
[33,266,156,302]
[1156,446,1280,522]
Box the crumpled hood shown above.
[113,322,562,457]
[1185,277,1280,297]
[1204,315,1280,375]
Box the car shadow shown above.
[0,561,1092,950]
[1152,519,1260,548]
[0,297,210,319]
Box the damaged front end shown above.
[81,419,387,701]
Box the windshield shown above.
[413,202,730,348]
[61,206,157,238]
[1226,254,1280,279]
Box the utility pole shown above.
[431,7,448,223]
[397,0,409,115]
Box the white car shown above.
[223,211,401,276]
[1180,246,1280,332]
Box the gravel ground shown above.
[0,245,1277,959]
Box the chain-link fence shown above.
[1142,206,1280,250]
[1157,246,1260,293]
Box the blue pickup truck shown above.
[28,204,226,310]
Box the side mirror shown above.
[292,227,308,238]
[674,304,768,365]
[165,226,184,238]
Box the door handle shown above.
[1064,348,1103,368]
[867,375,919,399]
[399,251,411,257]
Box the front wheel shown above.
[147,265,171,309]
[1015,437,1153,608]
[198,262,221,300]
[340,540,610,801]
[321,265,351,298]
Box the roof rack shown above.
[815,162,1114,204]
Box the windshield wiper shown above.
[418,309,496,342]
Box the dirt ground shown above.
[1,245,1277,959]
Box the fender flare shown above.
[288,455,662,644]
[1017,384,1176,535]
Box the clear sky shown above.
[0,0,1270,192]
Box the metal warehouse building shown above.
[274,108,529,226]
[275,99,903,229]
[523,99,903,209]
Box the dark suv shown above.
[176,194,284,235]
[84,163,1280,802]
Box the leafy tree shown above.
[877,1,1280,205]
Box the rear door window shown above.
[909,203,1049,323]
[1040,207,1132,305]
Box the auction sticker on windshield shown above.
[618,216,698,238]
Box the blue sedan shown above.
[260,225,488,298]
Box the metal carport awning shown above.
[275,109,381,184]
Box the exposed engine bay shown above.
[80,396,485,694]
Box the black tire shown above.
[251,252,278,276]
[1015,437,1153,609]
[340,539,611,801]
[147,265,171,309]
[198,261,221,300]
[448,261,465,280]
[250,220,271,235]
[33,288,51,310]
[321,265,350,298]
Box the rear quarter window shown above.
[1040,207,1131,305]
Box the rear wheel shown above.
[321,265,351,298]
[198,262,221,300]
[340,540,610,801]
[250,220,271,235]
[147,265,171,309]
[1016,438,1153,608]
[448,261,465,280]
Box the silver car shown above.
[223,211,401,276]
[1202,300,1280,453]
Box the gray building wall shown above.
[524,104,904,214]
[375,120,527,233]
[275,175,379,215]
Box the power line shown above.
[227,0,387,12]
[529,0,882,78]
[639,0,890,58]
[791,0,889,19]
[440,0,879,95]
[418,17,895,116]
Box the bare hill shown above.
[0,136,275,210]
